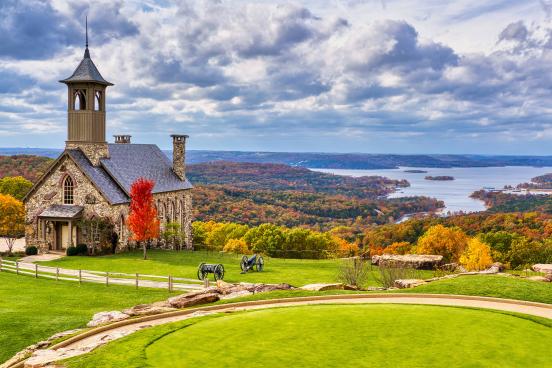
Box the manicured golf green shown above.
[64,304,552,368]
[0,272,172,364]
[38,250,413,286]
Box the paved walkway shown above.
[18,294,552,368]
[19,253,64,263]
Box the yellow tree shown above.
[416,224,468,263]
[460,238,493,271]
[0,194,25,255]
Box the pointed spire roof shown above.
[60,17,113,86]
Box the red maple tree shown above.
[127,178,159,260]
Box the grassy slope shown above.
[64,304,552,368]
[0,272,172,364]
[38,250,434,287]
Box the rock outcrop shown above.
[87,311,130,328]
[393,279,427,289]
[301,283,346,291]
[532,264,552,274]
[122,303,178,317]
[371,254,443,270]
[168,292,220,309]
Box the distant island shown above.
[404,169,428,173]
[425,175,454,181]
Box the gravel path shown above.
[18,294,552,368]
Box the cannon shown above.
[240,254,264,273]
[197,263,225,281]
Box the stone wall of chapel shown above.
[24,155,128,251]
[153,190,193,249]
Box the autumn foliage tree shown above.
[127,178,159,260]
[460,238,493,271]
[0,194,25,255]
[416,224,469,263]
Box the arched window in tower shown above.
[94,91,102,111]
[63,176,74,205]
[73,90,86,110]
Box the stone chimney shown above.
[113,135,131,144]
[171,134,188,181]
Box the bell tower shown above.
[60,18,113,166]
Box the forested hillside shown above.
[0,155,52,182]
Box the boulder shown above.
[532,264,552,274]
[480,263,504,274]
[301,283,345,291]
[246,283,293,293]
[168,292,220,308]
[219,290,253,300]
[527,276,551,283]
[122,303,177,317]
[393,279,426,289]
[371,254,443,270]
[87,311,129,328]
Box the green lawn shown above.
[38,250,433,287]
[0,272,172,364]
[64,304,552,368]
[399,275,552,304]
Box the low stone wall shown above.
[372,254,443,270]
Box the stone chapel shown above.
[23,30,193,252]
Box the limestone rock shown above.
[301,283,345,291]
[527,276,551,283]
[371,254,443,270]
[246,283,293,293]
[532,264,552,274]
[219,290,253,300]
[87,311,130,328]
[122,303,177,317]
[393,279,426,289]
[168,292,220,308]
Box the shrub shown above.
[460,238,493,271]
[223,238,250,254]
[66,246,78,256]
[75,244,88,255]
[25,246,38,256]
[374,264,423,288]
[337,257,370,288]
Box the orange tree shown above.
[0,194,25,255]
[416,224,469,263]
[127,178,159,260]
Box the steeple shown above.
[60,18,112,166]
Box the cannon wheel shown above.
[240,255,248,272]
[255,256,264,272]
[214,264,225,281]
[197,263,207,281]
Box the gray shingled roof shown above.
[59,48,113,86]
[102,144,193,195]
[39,205,84,219]
[67,149,129,204]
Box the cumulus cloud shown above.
[1,0,552,153]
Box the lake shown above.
[312,166,552,214]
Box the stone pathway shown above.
[20,253,64,263]
[16,294,552,368]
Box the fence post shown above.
[135,273,139,289]
[203,278,209,288]
[78,269,82,285]
[56,268,59,281]
[16,261,19,275]
[106,271,109,286]
[168,275,173,292]
[35,264,38,278]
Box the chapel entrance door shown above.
[56,223,70,250]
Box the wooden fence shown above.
[0,259,204,292]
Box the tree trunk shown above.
[142,241,147,260]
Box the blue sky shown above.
[1,0,552,154]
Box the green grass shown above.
[0,272,172,364]
[64,304,552,368]
[38,250,433,287]
[399,275,552,304]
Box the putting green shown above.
[66,304,552,368]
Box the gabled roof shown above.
[66,149,128,204]
[102,144,193,195]
[59,48,113,86]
